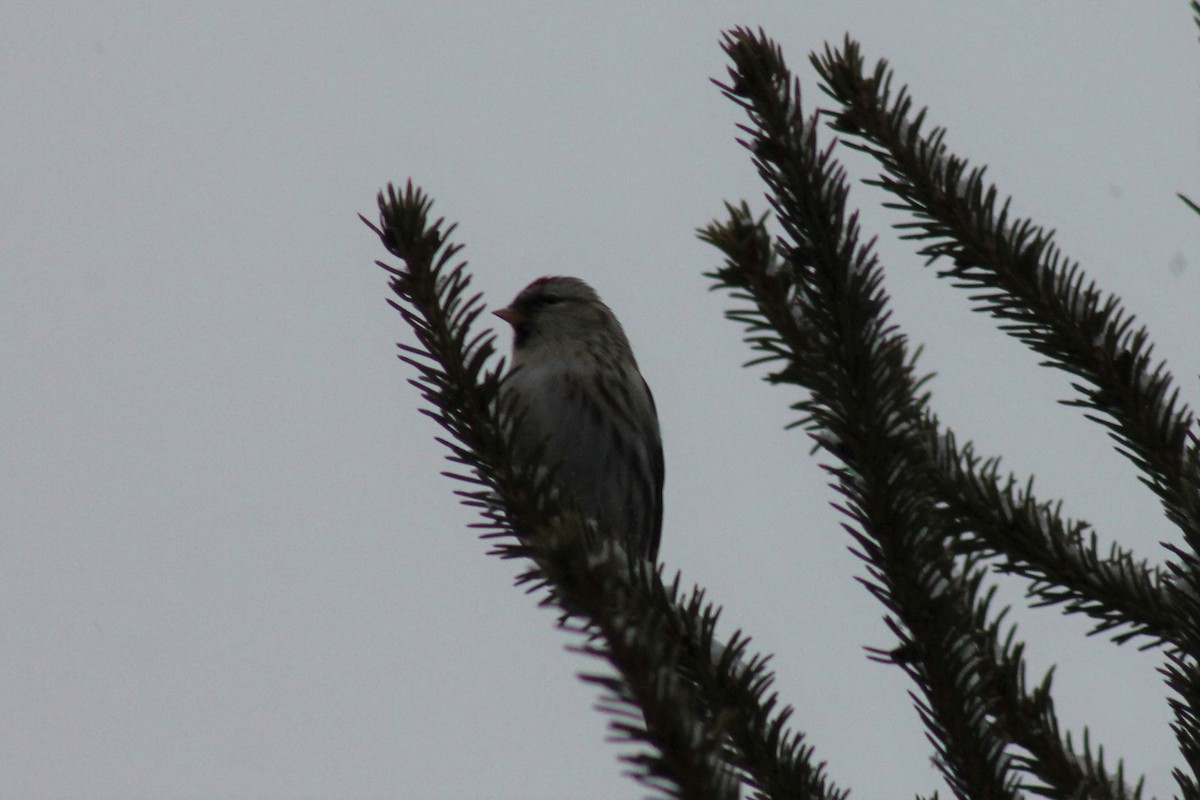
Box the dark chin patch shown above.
[513,319,534,348]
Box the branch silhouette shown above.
[371,10,1197,797]
[364,183,842,800]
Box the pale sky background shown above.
[3,3,1198,799]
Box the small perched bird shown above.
[494,276,664,562]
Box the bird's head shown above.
[494,276,620,352]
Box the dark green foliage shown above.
[812,41,1200,561]
[365,183,846,800]
[932,430,1176,648]
[803,36,1197,794]
[706,29,1017,798]
[369,9,1197,798]
[363,184,738,799]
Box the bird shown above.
[493,276,663,562]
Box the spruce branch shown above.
[705,28,1147,797]
[810,39,1200,565]
[363,182,736,799]
[1182,194,1200,219]
[932,428,1176,648]
[975,591,1146,800]
[671,585,850,800]
[365,181,849,800]
[697,201,1172,647]
[709,29,1019,798]
[701,201,1143,800]
[810,38,1200,788]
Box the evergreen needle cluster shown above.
[365,8,1200,798]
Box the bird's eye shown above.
[535,294,562,306]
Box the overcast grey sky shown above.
[3,3,1198,798]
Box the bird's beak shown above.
[493,306,522,326]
